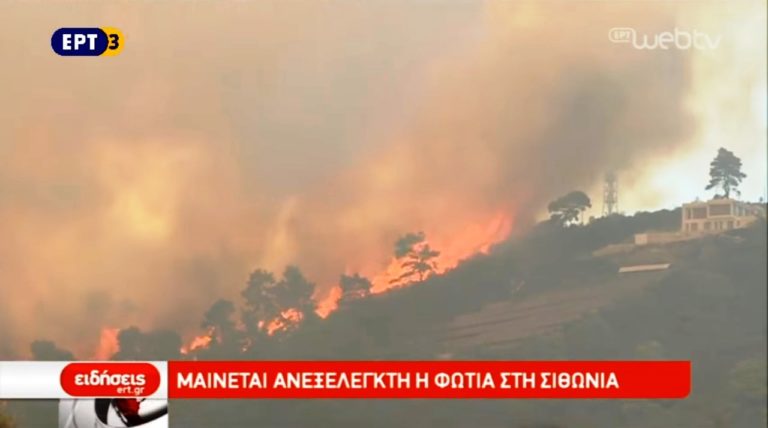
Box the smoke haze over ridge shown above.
[0,0,764,355]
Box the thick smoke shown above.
[0,1,705,354]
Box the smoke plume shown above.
[1,0,737,355]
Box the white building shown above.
[681,198,765,234]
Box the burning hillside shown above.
[317,211,513,316]
[176,211,513,354]
[3,0,763,358]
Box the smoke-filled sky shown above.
[0,1,765,356]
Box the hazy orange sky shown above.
[0,0,765,356]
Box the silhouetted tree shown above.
[548,191,591,226]
[390,232,440,284]
[111,327,182,360]
[339,273,372,302]
[275,266,317,327]
[241,269,281,337]
[30,340,74,361]
[241,266,317,336]
[201,299,242,351]
[706,147,747,198]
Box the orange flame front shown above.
[266,308,304,335]
[180,211,513,351]
[92,327,120,360]
[180,333,213,355]
[317,211,513,317]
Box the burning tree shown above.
[277,266,316,319]
[548,191,591,226]
[706,147,747,198]
[185,265,318,357]
[200,299,243,356]
[339,273,372,302]
[390,232,440,285]
[241,266,317,335]
[241,269,281,337]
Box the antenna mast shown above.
[603,171,618,216]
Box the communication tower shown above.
[603,171,618,216]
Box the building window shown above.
[727,220,734,229]
[704,222,711,230]
[691,223,698,232]
[709,203,732,216]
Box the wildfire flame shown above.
[92,327,120,360]
[372,211,512,293]
[317,211,513,317]
[266,309,303,335]
[180,333,213,355]
[180,211,513,352]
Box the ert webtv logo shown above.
[51,27,124,56]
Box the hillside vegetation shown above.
[8,209,765,428]
[170,210,766,428]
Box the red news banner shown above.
[168,361,691,399]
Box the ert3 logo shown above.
[51,27,124,56]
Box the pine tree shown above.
[706,148,747,198]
